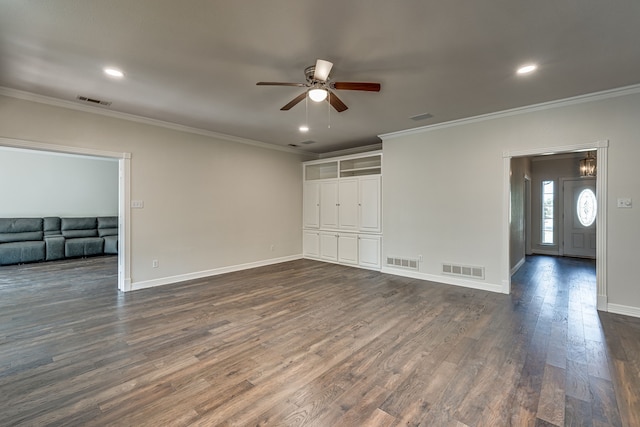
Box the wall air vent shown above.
[409,112,433,121]
[442,263,485,280]
[76,96,112,106]
[386,256,419,270]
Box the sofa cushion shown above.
[61,217,98,238]
[44,235,65,261]
[0,218,44,243]
[65,237,104,258]
[43,217,62,236]
[97,216,118,237]
[0,241,45,265]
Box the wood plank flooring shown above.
[0,255,638,426]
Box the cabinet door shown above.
[319,232,338,261]
[359,176,381,232]
[358,234,381,269]
[338,179,359,230]
[320,181,339,229]
[338,233,358,265]
[303,182,320,228]
[303,230,320,258]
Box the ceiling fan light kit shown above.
[308,87,328,102]
[257,59,381,112]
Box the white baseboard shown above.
[131,254,302,291]
[607,303,640,319]
[531,248,559,256]
[510,257,525,276]
[381,266,504,294]
[597,295,608,311]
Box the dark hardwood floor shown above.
[0,255,638,426]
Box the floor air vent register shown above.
[442,263,485,280]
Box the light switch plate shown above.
[131,200,144,208]
[617,198,632,208]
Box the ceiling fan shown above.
[256,59,381,112]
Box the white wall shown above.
[0,94,307,289]
[382,89,640,314]
[0,148,118,217]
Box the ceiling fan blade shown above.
[257,82,307,87]
[280,92,308,111]
[327,91,348,112]
[332,82,381,92]
[313,59,333,82]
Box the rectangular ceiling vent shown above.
[442,263,485,280]
[300,140,316,145]
[76,95,112,106]
[386,256,419,270]
[409,112,433,121]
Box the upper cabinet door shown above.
[320,181,339,229]
[338,179,359,230]
[359,176,381,232]
[303,182,320,228]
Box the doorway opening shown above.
[0,137,131,292]
[503,140,608,311]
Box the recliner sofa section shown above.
[0,218,46,266]
[0,216,118,266]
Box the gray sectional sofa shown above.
[0,216,118,266]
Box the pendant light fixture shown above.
[579,151,597,177]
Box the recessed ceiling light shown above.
[103,67,125,78]
[299,125,309,132]
[516,64,537,75]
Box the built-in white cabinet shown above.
[302,230,320,258]
[319,181,339,229]
[358,234,382,269]
[358,176,381,232]
[303,152,382,270]
[338,233,358,265]
[303,182,320,228]
[319,232,338,261]
[338,179,359,230]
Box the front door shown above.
[563,178,596,258]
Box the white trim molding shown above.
[380,84,640,140]
[381,266,505,294]
[132,254,302,291]
[0,137,132,293]
[502,140,608,306]
[607,303,640,319]
[0,86,315,157]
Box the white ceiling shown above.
[2,1,640,153]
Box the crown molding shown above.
[317,143,382,159]
[380,83,640,141]
[0,86,316,157]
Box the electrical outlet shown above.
[152,259,159,268]
[270,244,275,252]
